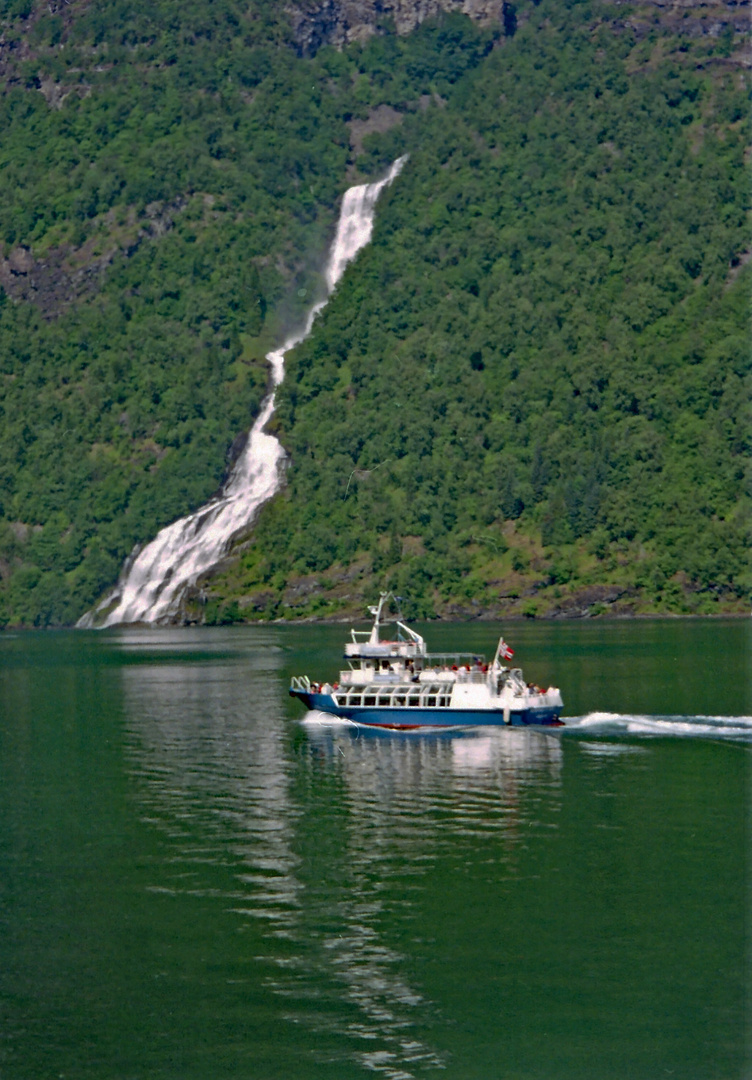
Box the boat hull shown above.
[290,690,563,728]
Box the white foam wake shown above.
[564,712,752,741]
[80,157,407,627]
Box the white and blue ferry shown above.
[289,594,564,730]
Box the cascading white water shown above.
[80,157,406,627]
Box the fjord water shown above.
[1,619,748,1079]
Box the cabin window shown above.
[393,695,406,706]
[349,695,362,707]
[377,696,392,707]
[364,695,376,707]
[426,697,436,707]
[439,696,449,708]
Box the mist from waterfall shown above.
[80,157,406,627]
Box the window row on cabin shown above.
[335,684,452,708]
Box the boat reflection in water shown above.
[302,715,563,861]
[295,718,564,1075]
[303,713,562,796]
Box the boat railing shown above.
[424,652,486,667]
[455,669,487,685]
[290,675,311,691]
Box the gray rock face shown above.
[285,0,750,55]
[285,0,507,55]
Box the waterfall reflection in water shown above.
[121,630,302,935]
[120,642,562,1077]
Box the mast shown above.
[367,592,390,645]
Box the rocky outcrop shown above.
[604,0,751,43]
[348,103,406,156]
[285,0,750,55]
[286,0,508,55]
[0,199,186,318]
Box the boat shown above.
[289,593,564,729]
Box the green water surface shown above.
[0,620,749,1079]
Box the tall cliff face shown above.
[286,0,508,55]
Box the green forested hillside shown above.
[0,0,749,625]
[0,0,356,624]
[210,6,751,621]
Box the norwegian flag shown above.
[498,638,514,660]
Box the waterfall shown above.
[79,157,406,627]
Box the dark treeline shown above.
[0,0,748,624]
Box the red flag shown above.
[499,639,514,660]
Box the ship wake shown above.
[564,712,752,742]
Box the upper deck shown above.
[345,594,428,661]
[344,638,424,660]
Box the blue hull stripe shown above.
[291,691,562,727]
